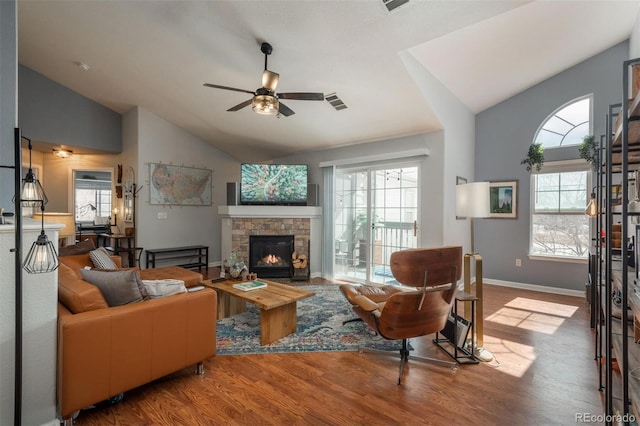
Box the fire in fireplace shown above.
[259,254,285,266]
[249,235,294,278]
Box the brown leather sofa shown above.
[57,251,217,424]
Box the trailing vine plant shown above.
[578,135,598,171]
[521,143,545,172]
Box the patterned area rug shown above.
[216,284,409,355]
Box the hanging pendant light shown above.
[5,128,59,425]
[585,192,598,217]
[21,137,48,207]
[22,204,59,274]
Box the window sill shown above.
[527,254,588,265]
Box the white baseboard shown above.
[483,278,585,298]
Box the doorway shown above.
[334,163,419,284]
[73,169,113,244]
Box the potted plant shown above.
[579,135,598,170]
[521,143,545,172]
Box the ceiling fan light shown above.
[53,148,73,158]
[252,95,279,115]
[262,70,279,92]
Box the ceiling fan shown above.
[203,42,324,117]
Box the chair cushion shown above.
[341,284,405,304]
[79,269,144,307]
[90,248,118,269]
[58,263,108,313]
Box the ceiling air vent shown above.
[382,0,409,13]
[325,93,348,111]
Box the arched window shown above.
[529,96,592,260]
[534,96,591,148]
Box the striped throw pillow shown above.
[89,248,117,269]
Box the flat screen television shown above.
[240,163,308,205]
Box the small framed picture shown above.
[489,180,518,219]
[456,176,467,220]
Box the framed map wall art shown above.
[489,180,518,219]
[149,163,212,206]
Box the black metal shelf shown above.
[595,57,640,421]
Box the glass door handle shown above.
[414,221,417,237]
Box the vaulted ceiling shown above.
[17,0,640,161]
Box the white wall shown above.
[275,132,444,248]
[630,6,640,59]
[400,51,476,253]
[127,107,239,265]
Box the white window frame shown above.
[533,94,593,149]
[73,169,113,224]
[528,160,590,263]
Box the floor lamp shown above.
[455,181,493,362]
[0,128,59,425]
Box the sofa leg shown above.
[61,410,79,426]
[195,361,205,375]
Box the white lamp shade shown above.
[32,212,76,238]
[456,182,490,218]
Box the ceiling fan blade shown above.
[277,92,325,101]
[203,83,255,95]
[278,102,295,117]
[262,70,279,92]
[227,99,253,112]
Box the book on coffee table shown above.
[232,280,268,291]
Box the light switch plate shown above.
[157,212,168,219]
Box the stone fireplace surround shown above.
[218,206,323,278]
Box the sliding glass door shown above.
[334,163,419,284]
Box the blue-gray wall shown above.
[18,65,122,152]
[0,0,16,212]
[475,41,628,291]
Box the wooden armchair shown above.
[339,246,462,384]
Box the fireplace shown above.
[249,235,294,278]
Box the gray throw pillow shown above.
[79,269,144,307]
[94,267,148,299]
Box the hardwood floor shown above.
[76,271,604,425]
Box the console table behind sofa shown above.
[145,245,209,271]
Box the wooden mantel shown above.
[218,205,322,219]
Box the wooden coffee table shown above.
[204,279,314,345]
